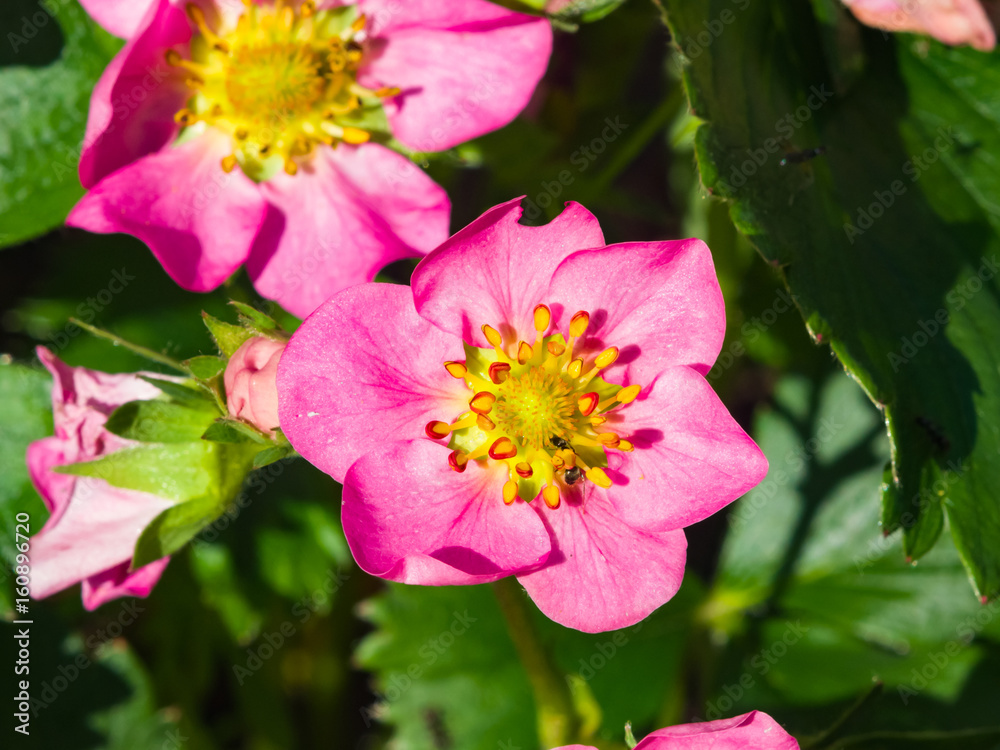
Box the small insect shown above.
[550,435,570,450]
[780,146,827,167]
[916,416,950,453]
[564,466,583,485]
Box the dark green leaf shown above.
[202,311,254,357]
[664,0,1000,599]
[0,0,120,248]
[105,399,218,443]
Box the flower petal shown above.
[342,439,551,584]
[79,0,191,188]
[247,143,450,318]
[80,558,170,611]
[69,131,267,292]
[80,0,158,38]
[517,493,686,633]
[277,282,469,483]
[412,198,605,346]
[358,0,552,151]
[637,711,799,749]
[546,238,725,382]
[603,367,767,533]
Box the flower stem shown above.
[69,318,189,373]
[492,577,578,747]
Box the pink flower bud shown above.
[224,337,286,434]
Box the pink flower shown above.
[554,711,799,749]
[224,336,285,434]
[27,348,173,610]
[842,0,997,50]
[277,199,767,632]
[68,0,552,318]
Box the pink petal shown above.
[247,143,450,318]
[517,493,687,633]
[78,0,192,188]
[545,238,725,382]
[69,131,267,292]
[79,0,158,38]
[277,282,469,483]
[80,558,170,611]
[357,0,552,151]
[843,0,996,51]
[602,367,768,533]
[637,711,799,749]
[342,439,551,584]
[412,198,605,346]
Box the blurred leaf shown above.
[104,399,218,443]
[0,0,120,248]
[664,0,1000,599]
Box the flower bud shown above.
[224,337,286,434]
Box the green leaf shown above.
[664,0,1000,599]
[203,418,271,445]
[104,399,218,443]
[185,354,226,380]
[202,311,254,357]
[0,0,120,248]
[132,495,224,568]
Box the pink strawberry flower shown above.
[68,0,552,318]
[277,199,767,632]
[842,0,997,51]
[27,348,173,610]
[554,711,799,749]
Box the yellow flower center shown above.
[166,1,399,181]
[426,304,643,509]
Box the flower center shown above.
[166,1,399,180]
[426,304,642,509]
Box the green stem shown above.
[492,578,578,747]
[69,318,188,373]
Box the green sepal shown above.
[185,355,226,380]
[202,311,254,358]
[202,418,272,445]
[104,400,219,444]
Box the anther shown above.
[542,485,561,509]
[425,421,451,439]
[617,384,641,403]
[444,361,467,379]
[503,481,518,505]
[577,392,599,416]
[569,311,590,338]
[489,437,518,460]
[533,304,551,333]
[488,362,510,384]
[469,392,496,415]
[586,467,613,489]
[448,450,468,473]
[517,341,533,365]
[515,462,533,478]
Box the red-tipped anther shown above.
[517,341,533,365]
[425,421,450,440]
[489,362,511,384]
[489,437,518,460]
[547,341,566,357]
[476,414,496,431]
[569,311,590,338]
[578,392,599,416]
[515,461,533,478]
[533,304,551,333]
[444,361,467,379]
[469,391,496,415]
[448,450,468,473]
